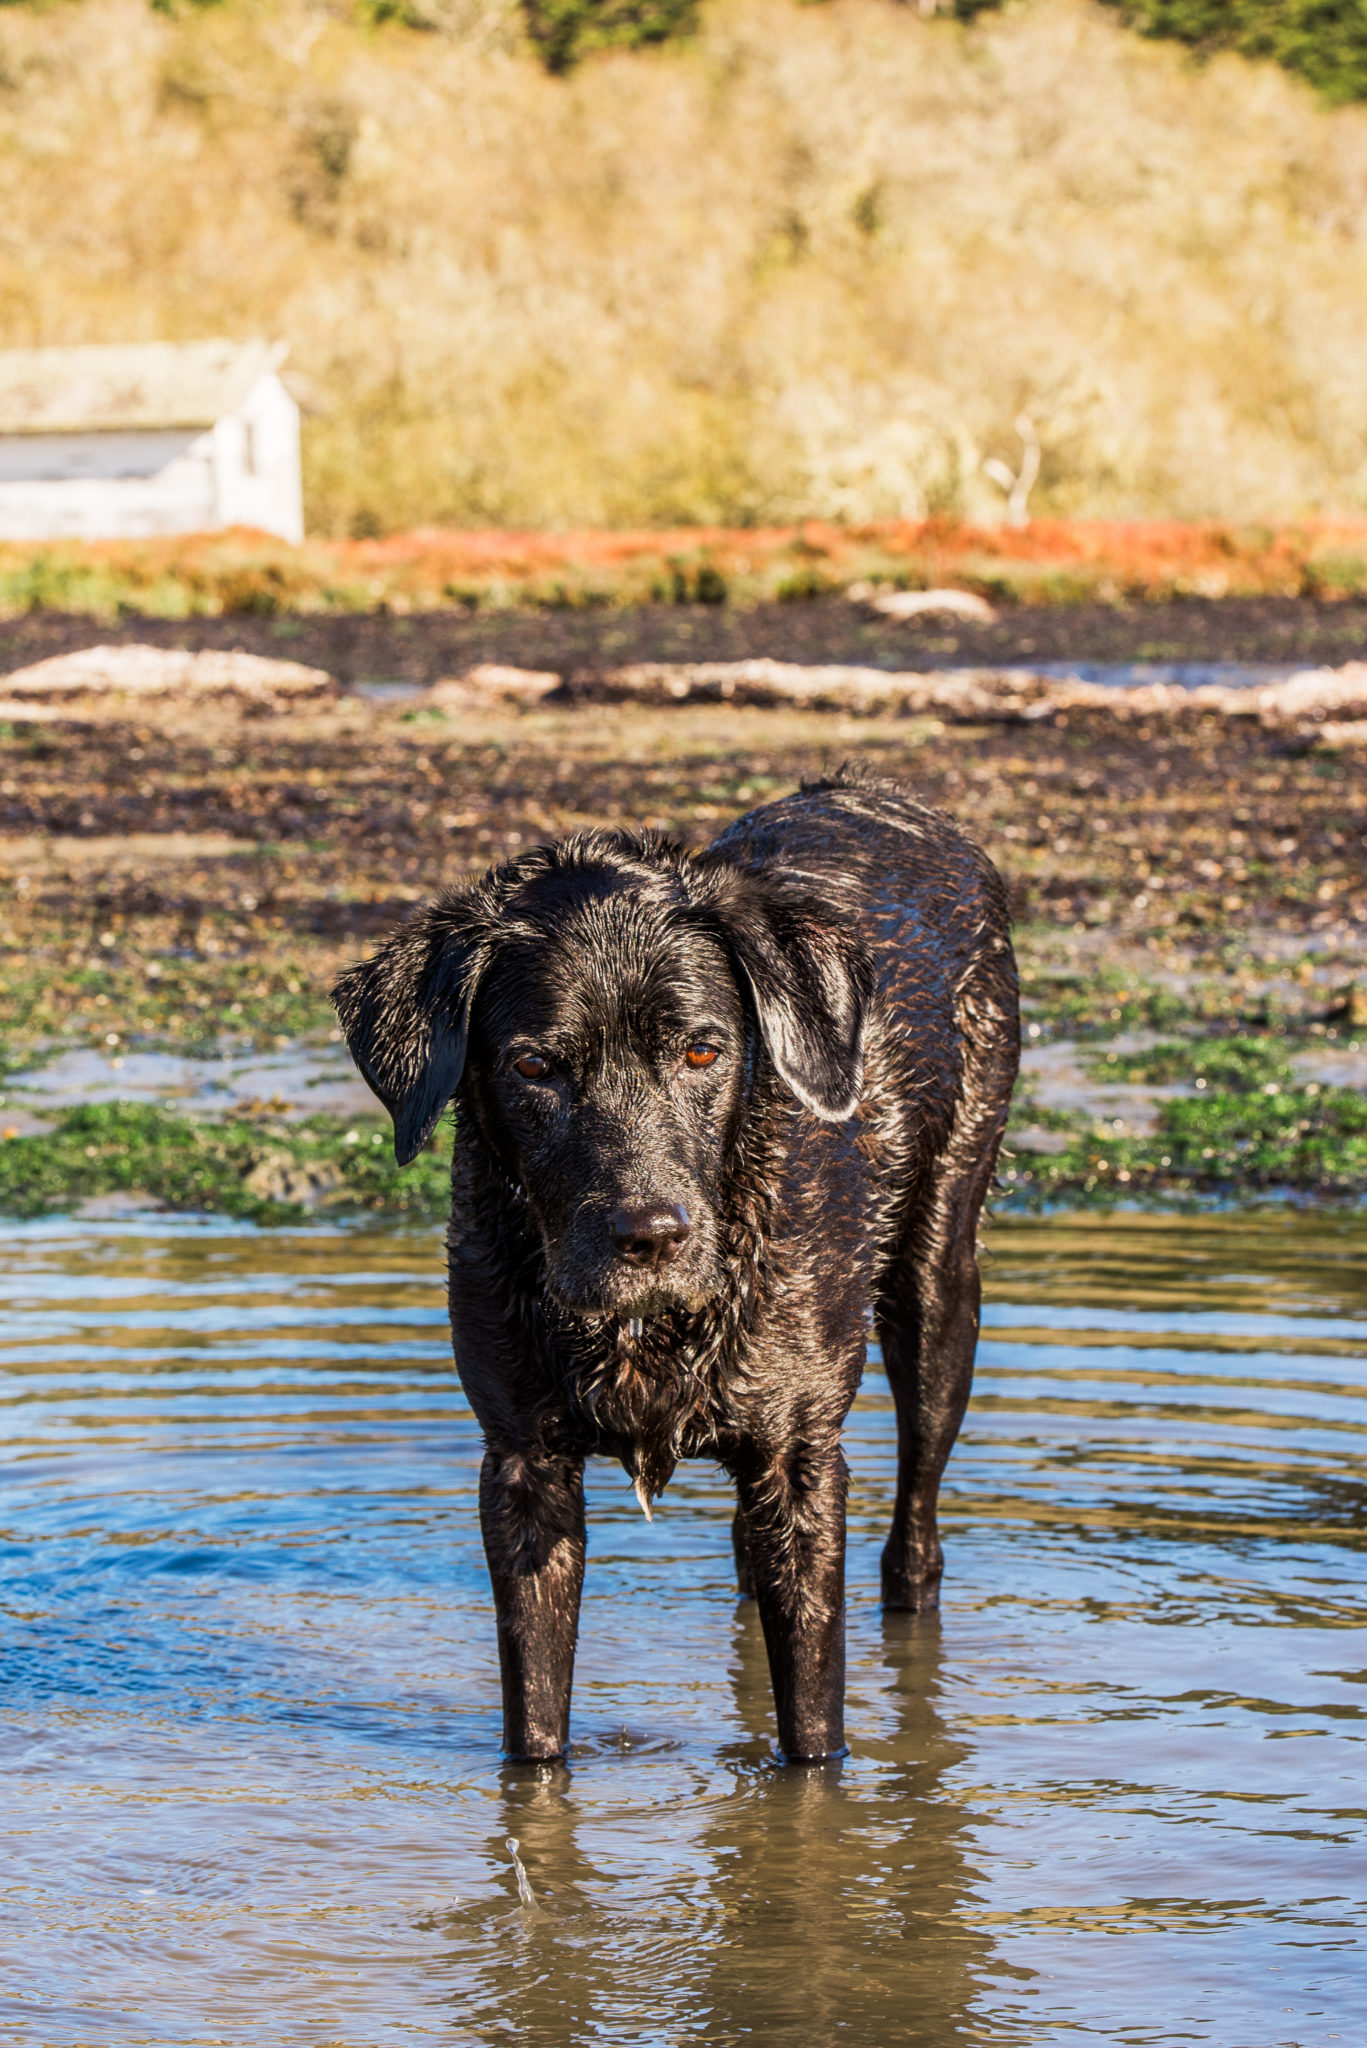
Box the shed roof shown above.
[0,340,286,435]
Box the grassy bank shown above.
[12,520,1367,621]
[8,0,1367,530]
[0,1101,450,1223]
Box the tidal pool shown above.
[0,1210,1363,2045]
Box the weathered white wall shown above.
[0,372,304,541]
[212,373,304,542]
[0,428,204,482]
[0,429,216,539]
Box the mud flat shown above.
[6,592,1367,687]
[0,627,1363,1218]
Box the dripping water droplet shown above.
[506,1836,536,1910]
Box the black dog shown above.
[333,770,1018,1762]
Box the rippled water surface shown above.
[1,1211,1364,2046]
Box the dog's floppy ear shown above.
[332,895,487,1166]
[712,882,873,1121]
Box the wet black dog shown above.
[333,771,1018,1762]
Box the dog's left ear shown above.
[331,895,487,1166]
[712,883,874,1120]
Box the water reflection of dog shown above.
[691,1606,1001,2045]
[431,1610,1002,2045]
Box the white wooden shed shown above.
[0,339,304,543]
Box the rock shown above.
[1312,718,1367,751]
[0,645,335,703]
[1007,1128,1072,1156]
[428,663,562,707]
[1238,663,1367,728]
[73,1190,168,1219]
[570,656,1367,728]
[242,1153,345,1205]
[587,659,1066,717]
[1328,981,1367,1031]
[863,587,998,625]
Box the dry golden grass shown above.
[6,0,1367,532]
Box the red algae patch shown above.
[11,519,1367,619]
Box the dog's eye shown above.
[685,1043,720,1070]
[514,1053,550,1081]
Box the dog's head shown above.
[332,832,871,1319]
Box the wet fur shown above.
[334,771,1019,1762]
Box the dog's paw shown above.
[880,1545,944,1613]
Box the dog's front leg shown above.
[479,1445,586,1762]
[734,1439,848,1762]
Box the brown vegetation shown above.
[7,0,1367,531]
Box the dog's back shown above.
[709,769,1018,1194]
[710,768,1011,999]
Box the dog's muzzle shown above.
[543,1194,718,1318]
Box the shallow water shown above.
[1,1211,1363,2047]
[1024,660,1303,690]
[0,1040,373,1134]
[348,664,1306,699]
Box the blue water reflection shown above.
[0,1210,1363,2044]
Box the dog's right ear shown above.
[331,895,487,1167]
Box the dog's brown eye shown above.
[514,1053,550,1080]
[685,1043,720,1070]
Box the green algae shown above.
[1084,1033,1296,1089]
[0,1101,451,1224]
[1004,1070,1367,1207]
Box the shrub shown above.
[522,0,699,72]
[1101,1,1367,104]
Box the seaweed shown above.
[0,1102,451,1223]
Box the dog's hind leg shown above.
[878,986,1016,1612]
[876,1193,982,1612]
[479,1445,586,1761]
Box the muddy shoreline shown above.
[1,606,1364,1218]
[5,593,1367,688]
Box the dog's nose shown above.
[608,1203,692,1268]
